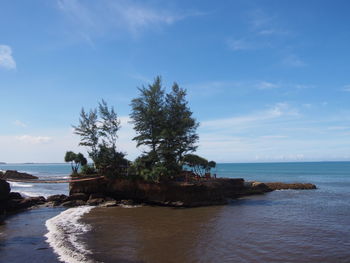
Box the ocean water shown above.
[0,163,70,197]
[0,162,350,263]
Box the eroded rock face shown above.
[47,194,68,203]
[0,179,10,201]
[1,170,38,180]
[67,193,89,202]
[265,182,317,190]
[61,200,86,207]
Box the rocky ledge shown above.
[0,177,317,220]
[69,177,317,207]
[0,179,134,221]
[0,170,38,180]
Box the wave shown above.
[45,206,94,263]
[19,191,49,198]
[9,182,33,188]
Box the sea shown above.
[0,162,349,263]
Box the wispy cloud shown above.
[16,135,52,144]
[256,81,279,90]
[227,38,257,51]
[282,54,306,67]
[0,45,16,70]
[201,102,299,131]
[56,0,202,41]
[342,84,350,91]
[13,120,27,128]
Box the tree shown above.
[73,109,99,162]
[64,151,87,174]
[183,154,216,177]
[98,99,120,149]
[130,76,165,165]
[73,100,126,177]
[160,83,199,174]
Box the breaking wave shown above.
[45,206,94,263]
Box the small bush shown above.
[81,164,97,175]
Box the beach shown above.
[0,162,350,262]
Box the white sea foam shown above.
[9,182,33,188]
[19,191,47,198]
[45,206,94,263]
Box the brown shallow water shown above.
[81,191,350,263]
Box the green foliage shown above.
[183,154,216,177]
[73,109,99,161]
[81,164,97,175]
[130,76,199,177]
[160,83,199,174]
[98,100,120,149]
[130,76,165,165]
[64,151,88,174]
[72,100,128,178]
[94,144,128,178]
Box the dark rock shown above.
[6,196,46,211]
[46,194,68,203]
[120,199,135,206]
[1,170,38,180]
[88,193,106,199]
[61,200,86,207]
[67,193,89,202]
[265,182,317,190]
[69,177,317,208]
[99,200,118,207]
[8,192,23,199]
[87,198,105,206]
[250,182,272,193]
[0,179,10,201]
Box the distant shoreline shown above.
[1,161,350,165]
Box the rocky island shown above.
[0,175,316,221]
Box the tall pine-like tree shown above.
[130,77,199,177]
[130,76,165,164]
[160,83,199,174]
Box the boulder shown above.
[87,198,105,206]
[265,182,317,190]
[61,200,86,207]
[99,200,118,207]
[251,182,272,192]
[88,193,106,199]
[0,179,10,201]
[8,192,23,199]
[6,196,46,211]
[47,194,68,203]
[1,170,38,180]
[120,199,136,206]
[67,193,89,202]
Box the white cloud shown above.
[227,38,256,51]
[283,54,306,67]
[13,120,27,128]
[256,81,279,90]
[16,135,52,144]
[201,102,299,130]
[56,0,201,40]
[342,85,350,91]
[0,45,16,70]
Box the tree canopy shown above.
[130,76,199,179]
[64,151,87,174]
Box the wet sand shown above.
[82,191,350,263]
[0,207,64,263]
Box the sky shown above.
[1,0,350,163]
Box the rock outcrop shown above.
[69,177,317,207]
[0,179,10,201]
[265,182,317,190]
[1,170,38,180]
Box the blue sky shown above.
[1,0,350,163]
